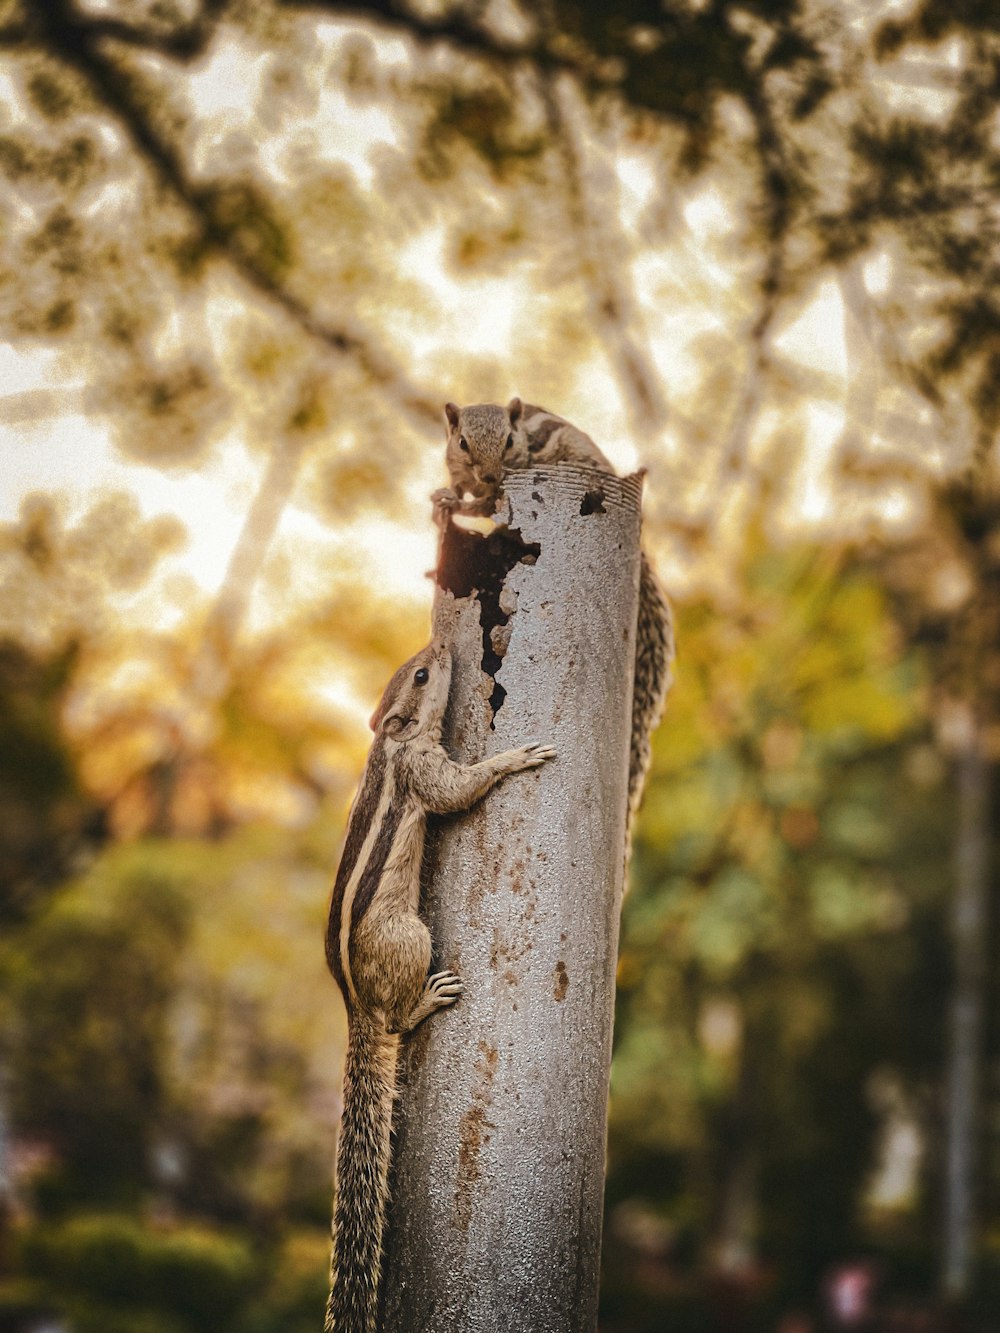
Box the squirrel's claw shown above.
[426,970,464,1005]
[431,487,460,530]
[519,742,558,768]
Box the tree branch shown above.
[0,22,29,45]
[281,0,534,65]
[710,67,795,501]
[833,262,967,501]
[28,0,440,427]
[536,70,669,437]
[277,0,620,90]
[659,23,818,540]
[65,0,230,61]
[188,436,310,707]
[0,388,86,423]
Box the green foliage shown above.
[0,0,998,1322]
[6,866,192,1201]
[0,635,102,923]
[0,516,979,1323]
[18,1213,256,1331]
[608,534,946,1301]
[3,823,344,1216]
[241,1229,330,1333]
[3,1217,330,1333]
[0,493,185,651]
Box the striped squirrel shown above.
[324,639,556,1332]
[432,398,674,846]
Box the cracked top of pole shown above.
[435,464,645,728]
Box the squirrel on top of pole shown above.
[434,397,674,855]
[325,397,673,1333]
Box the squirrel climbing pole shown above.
[379,464,643,1333]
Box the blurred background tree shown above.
[1,0,998,1328]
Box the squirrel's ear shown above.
[507,397,523,426]
[444,402,460,432]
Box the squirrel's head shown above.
[369,640,452,742]
[443,398,528,512]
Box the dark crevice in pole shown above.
[436,523,541,728]
[579,486,607,516]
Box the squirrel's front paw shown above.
[513,741,557,770]
[431,487,460,527]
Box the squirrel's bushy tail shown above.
[627,550,675,856]
[325,1014,398,1333]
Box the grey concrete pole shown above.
[380,464,642,1333]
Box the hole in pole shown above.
[436,521,540,728]
[580,486,606,516]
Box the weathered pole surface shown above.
[380,464,642,1333]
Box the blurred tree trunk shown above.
[942,708,991,1299]
[713,1051,759,1281]
[0,1061,10,1272]
[380,466,642,1332]
[936,480,1000,1301]
[190,437,311,706]
[144,438,309,835]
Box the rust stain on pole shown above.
[380,465,642,1333]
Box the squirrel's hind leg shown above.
[353,912,429,1026]
[363,914,461,1033]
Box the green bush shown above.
[59,1303,189,1333]
[237,1228,328,1333]
[20,1213,257,1330]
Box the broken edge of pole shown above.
[381,465,643,1333]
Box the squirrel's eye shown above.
[414,667,429,686]
[505,434,514,451]
[459,437,469,453]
